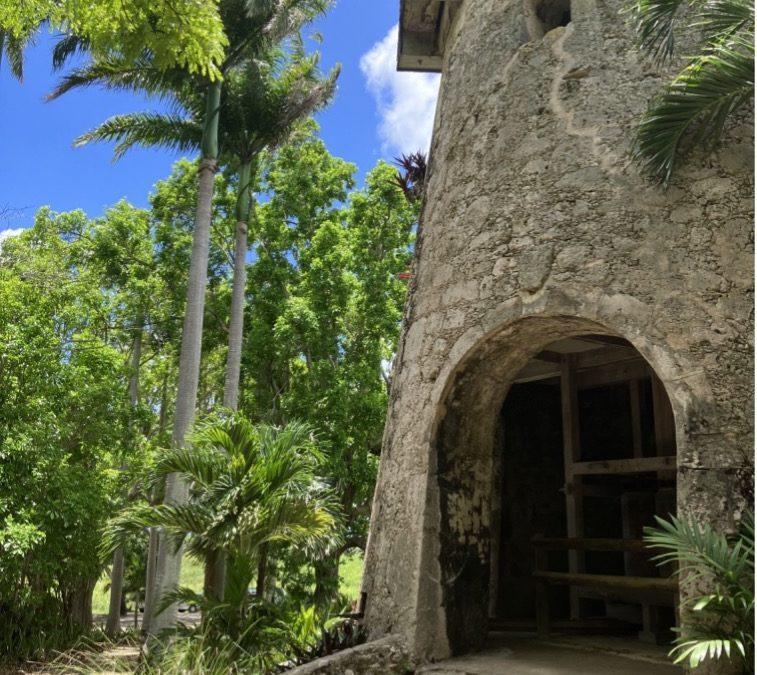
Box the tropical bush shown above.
[0,215,134,660]
[644,511,754,671]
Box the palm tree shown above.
[101,416,342,627]
[71,53,338,607]
[74,53,338,411]
[50,0,334,633]
[628,0,754,183]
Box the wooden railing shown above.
[532,536,678,639]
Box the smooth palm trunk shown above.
[147,80,222,634]
[106,313,143,635]
[204,162,253,603]
[222,161,252,411]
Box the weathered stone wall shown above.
[284,636,412,675]
[361,0,753,668]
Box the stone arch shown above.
[419,312,702,656]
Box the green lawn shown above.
[93,552,364,614]
[339,550,364,601]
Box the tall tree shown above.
[74,54,339,414]
[243,135,417,603]
[50,0,334,632]
[0,210,134,657]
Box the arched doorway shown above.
[430,316,681,656]
[489,334,677,644]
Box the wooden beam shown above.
[532,537,648,552]
[534,571,677,616]
[578,358,650,389]
[560,354,583,619]
[575,335,633,348]
[534,570,677,592]
[534,349,564,364]
[513,351,648,386]
[571,456,676,476]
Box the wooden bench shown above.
[532,537,678,640]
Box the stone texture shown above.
[361,0,753,670]
[283,636,412,674]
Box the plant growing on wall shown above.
[644,511,754,672]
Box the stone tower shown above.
[360,0,753,667]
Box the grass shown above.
[339,550,364,601]
[92,552,364,614]
[92,558,205,615]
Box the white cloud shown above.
[0,228,23,247]
[360,25,440,156]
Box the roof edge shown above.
[397,0,445,73]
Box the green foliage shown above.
[628,0,754,183]
[245,133,417,581]
[0,210,134,659]
[0,0,227,78]
[1,110,413,665]
[103,415,342,582]
[644,511,754,671]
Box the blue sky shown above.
[0,0,439,235]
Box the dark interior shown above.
[493,336,677,643]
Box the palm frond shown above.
[696,0,754,39]
[626,0,688,61]
[99,502,162,560]
[1,29,27,82]
[631,35,753,184]
[74,112,202,160]
[51,33,90,71]
[47,56,188,102]
[149,442,227,491]
[645,512,754,670]
[155,586,207,616]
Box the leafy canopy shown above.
[0,0,227,78]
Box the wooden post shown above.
[534,537,549,638]
[560,354,584,619]
[629,377,658,636]
[629,379,643,459]
[651,374,676,458]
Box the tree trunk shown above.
[255,543,268,599]
[314,554,340,609]
[68,576,96,631]
[202,162,254,603]
[141,526,160,634]
[222,160,253,412]
[203,549,226,604]
[105,548,126,635]
[147,79,222,635]
[106,311,143,636]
